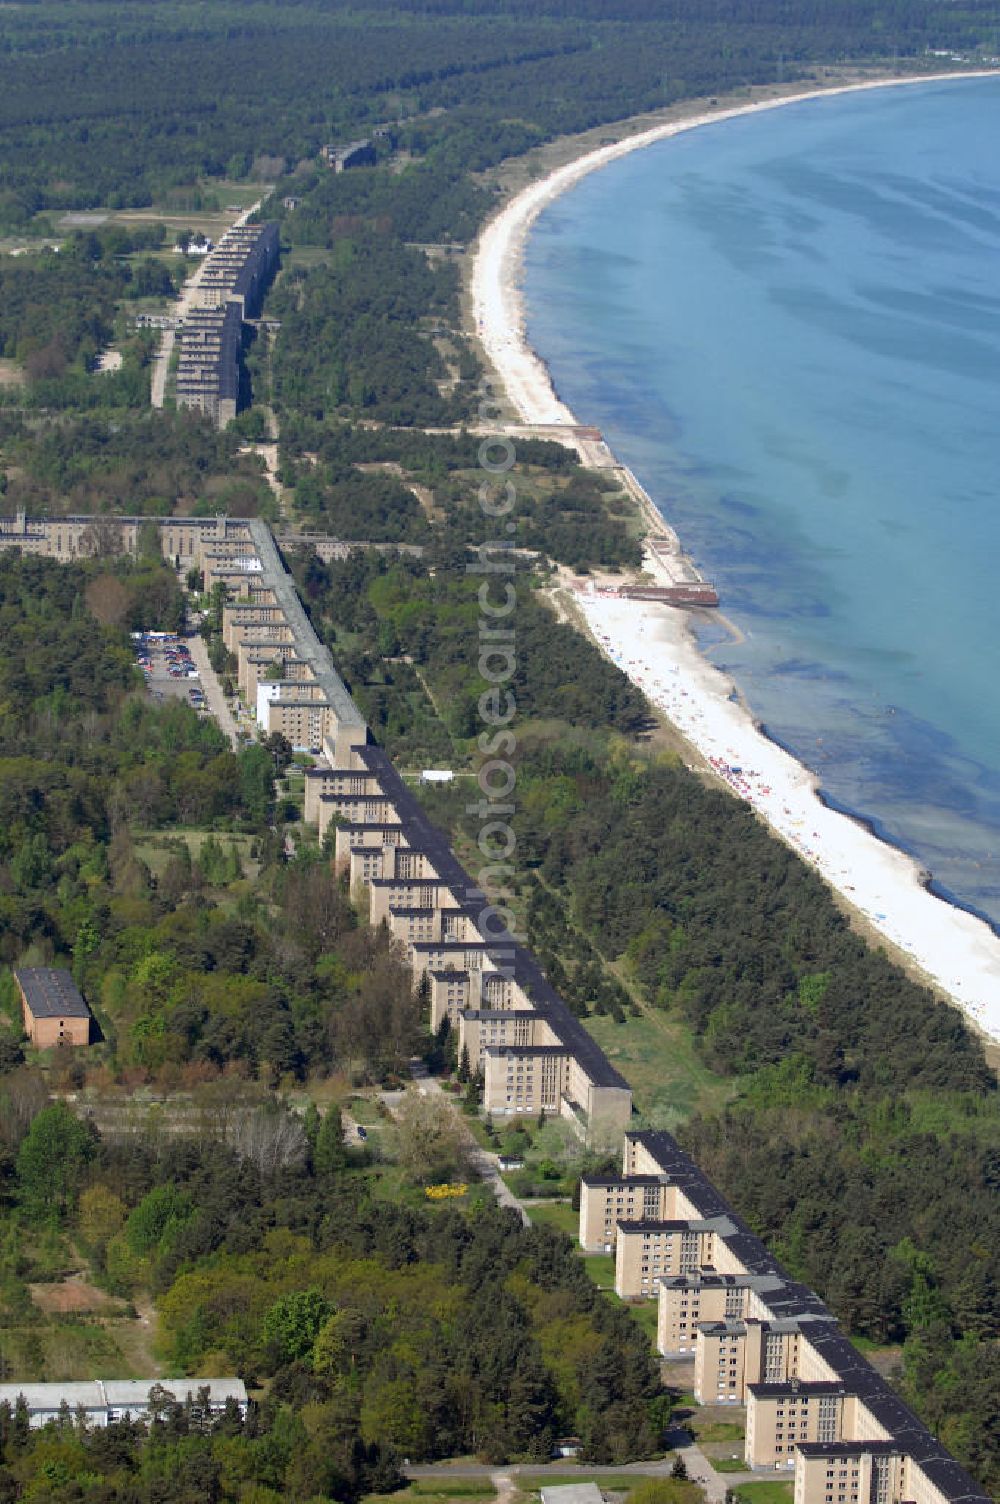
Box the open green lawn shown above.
[692,1420,745,1443]
[711,1458,749,1473]
[573,1253,660,1348]
[363,1485,496,1504]
[583,1008,740,1128]
[347,1095,388,1126]
[619,1297,659,1344]
[283,246,338,271]
[524,1201,580,1238]
[580,1253,615,1290]
[409,1485,496,1498]
[0,1319,155,1381]
[133,830,260,882]
[731,1483,794,1504]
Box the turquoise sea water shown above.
[523,77,1000,930]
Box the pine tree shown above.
[314,1105,346,1175]
[303,1100,320,1152]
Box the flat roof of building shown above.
[0,1379,247,1411]
[250,521,365,735]
[659,1271,787,1292]
[14,968,90,1019]
[0,1382,105,1411]
[412,940,486,952]
[463,1009,527,1021]
[484,1045,565,1057]
[583,1173,664,1188]
[104,1378,247,1409]
[616,1215,738,1235]
[748,1381,849,1398]
[796,1442,902,1458]
[540,1486,603,1504]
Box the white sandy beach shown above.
[470,71,1000,1043]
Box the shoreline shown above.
[469,68,1000,1045]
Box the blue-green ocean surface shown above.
[523,77,1000,930]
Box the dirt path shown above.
[384,1062,531,1226]
[241,439,285,516]
[407,1440,759,1499]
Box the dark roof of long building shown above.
[624,1132,990,1503]
[797,1441,902,1458]
[248,521,365,734]
[801,1326,990,1502]
[625,1130,832,1323]
[616,1216,737,1234]
[14,968,90,1019]
[355,743,630,1093]
[748,1381,848,1398]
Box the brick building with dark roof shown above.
[14,968,92,1048]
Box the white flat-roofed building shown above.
[540,1485,604,1504]
[0,1379,248,1428]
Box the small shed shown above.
[14,968,92,1048]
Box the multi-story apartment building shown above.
[615,1216,743,1300]
[174,302,242,427]
[176,222,279,427]
[368,877,460,927]
[0,511,252,567]
[580,1130,990,1504]
[459,1006,551,1072]
[196,222,279,318]
[312,738,632,1146]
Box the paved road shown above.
[150,259,207,409]
[406,1436,756,1502]
[238,439,285,516]
[187,635,240,749]
[468,1140,530,1224]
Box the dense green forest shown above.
[0,412,273,518]
[289,550,649,755]
[0,553,420,1078]
[0,1088,664,1494]
[0,1094,663,1497]
[276,415,641,567]
[2,0,995,225]
[269,237,473,428]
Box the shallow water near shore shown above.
[524,76,1000,931]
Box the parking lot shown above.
[131,632,207,714]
